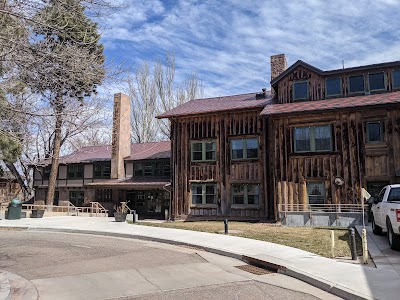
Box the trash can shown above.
[7,199,22,220]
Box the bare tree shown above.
[155,53,203,138]
[128,63,159,143]
[128,53,204,142]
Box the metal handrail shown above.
[120,202,132,214]
[281,203,363,213]
[0,201,108,217]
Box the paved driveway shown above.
[363,224,400,274]
[0,230,340,300]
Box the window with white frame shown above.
[231,138,259,160]
[191,183,217,205]
[306,182,326,205]
[232,184,260,205]
[294,125,332,153]
[191,141,216,162]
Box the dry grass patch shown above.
[135,221,362,258]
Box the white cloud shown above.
[100,0,400,98]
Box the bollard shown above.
[330,230,335,258]
[348,227,357,260]
[132,210,137,223]
[362,228,368,264]
[224,219,228,234]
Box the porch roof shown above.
[84,178,170,189]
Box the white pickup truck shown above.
[371,184,400,250]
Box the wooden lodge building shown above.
[158,54,400,224]
[33,55,400,225]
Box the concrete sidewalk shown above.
[1,217,399,300]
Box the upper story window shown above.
[67,164,83,179]
[294,125,332,153]
[325,77,342,97]
[134,161,170,177]
[43,166,51,180]
[231,138,258,160]
[368,72,385,92]
[293,80,308,101]
[366,121,384,143]
[93,162,111,178]
[393,69,400,89]
[232,184,260,205]
[191,140,216,162]
[191,183,217,205]
[307,182,326,204]
[348,74,365,94]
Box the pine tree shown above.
[25,0,105,205]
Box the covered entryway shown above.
[126,189,169,219]
[85,179,170,219]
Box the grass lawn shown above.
[134,221,362,258]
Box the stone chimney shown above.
[270,54,288,81]
[270,54,288,96]
[111,93,131,179]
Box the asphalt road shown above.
[0,229,341,300]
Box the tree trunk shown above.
[4,161,30,198]
[46,96,63,206]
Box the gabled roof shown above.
[157,92,273,119]
[270,60,324,86]
[37,141,171,165]
[261,91,400,116]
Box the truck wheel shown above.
[372,216,382,235]
[386,219,400,251]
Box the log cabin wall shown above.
[276,65,398,104]
[270,106,400,218]
[170,109,271,220]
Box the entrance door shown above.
[126,190,165,218]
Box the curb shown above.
[0,272,11,300]
[26,226,372,300]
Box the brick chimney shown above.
[111,93,131,179]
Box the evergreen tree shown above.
[24,0,105,205]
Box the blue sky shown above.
[100,0,400,98]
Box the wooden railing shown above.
[75,202,108,217]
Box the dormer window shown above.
[368,72,385,92]
[348,75,365,94]
[393,69,400,89]
[326,77,342,97]
[293,80,308,101]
